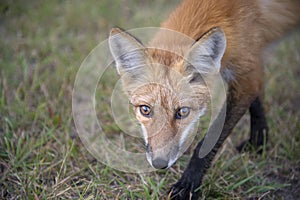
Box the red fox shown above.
[108,0,300,199]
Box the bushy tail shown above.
[259,0,300,44]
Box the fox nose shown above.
[152,158,168,169]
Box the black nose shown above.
[152,158,168,169]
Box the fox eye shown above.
[139,105,152,117]
[175,107,190,119]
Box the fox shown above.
[108,0,300,199]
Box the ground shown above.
[0,0,299,199]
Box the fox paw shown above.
[237,126,268,153]
[168,176,201,200]
[237,140,255,153]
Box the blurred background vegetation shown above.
[0,0,299,199]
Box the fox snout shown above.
[152,158,168,169]
[146,139,180,169]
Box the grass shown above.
[0,0,299,199]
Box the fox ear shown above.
[109,28,147,75]
[184,28,226,81]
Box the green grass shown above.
[0,0,299,199]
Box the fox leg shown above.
[249,97,269,148]
[237,97,269,152]
[169,83,260,200]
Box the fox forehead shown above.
[148,48,186,71]
[131,83,188,109]
[129,72,209,110]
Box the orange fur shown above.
[150,0,300,73]
[146,0,300,114]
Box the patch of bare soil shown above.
[268,162,300,200]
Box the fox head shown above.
[109,28,226,169]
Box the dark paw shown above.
[168,177,201,200]
[244,96,269,153]
[237,126,268,154]
[251,124,268,147]
[236,140,255,152]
